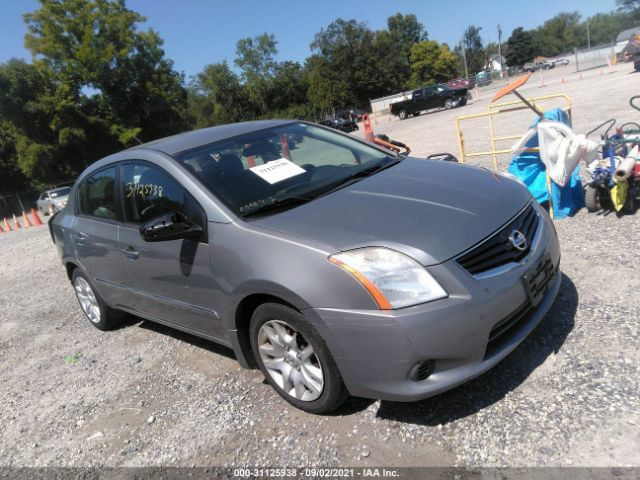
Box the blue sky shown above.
[0,0,617,79]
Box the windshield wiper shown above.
[316,159,401,197]
[243,195,313,218]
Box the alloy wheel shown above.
[74,276,101,324]
[257,319,324,401]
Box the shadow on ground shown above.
[338,273,578,422]
[134,318,237,361]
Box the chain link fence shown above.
[574,42,615,72]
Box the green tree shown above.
[532,12,586,56]
[189,61,249,127]
[306,54,350,115]
[235,33,278,115]
[0,121,29,192]
[617,0,640,20]
[0,58,119,186]
[505,27,535,67]
[268,61,308,112]
[24,0,187,145]
[461,25,486,74]
[586,11,639,45]
[407,40,458,88]
[387,13,427,65]
[309,18,407,111]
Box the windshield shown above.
[174,123,396,217]
[49,187,71,198]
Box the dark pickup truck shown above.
[390,85,468,120]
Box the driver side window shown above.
[120,163,205,229]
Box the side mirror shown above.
[139,211,203,242]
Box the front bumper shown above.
[303,207,561,402]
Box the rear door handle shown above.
[121,247,139,260]
[72,232,88,245]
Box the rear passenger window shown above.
[77,167,120,221]
[120,163,205,228]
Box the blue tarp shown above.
[507,108,584,219]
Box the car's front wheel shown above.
[397,109,408,120]
[72,269,125,331]
[444,98,454,109]
[250,303,348,414]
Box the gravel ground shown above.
[1,66,639,470]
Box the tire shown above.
[584,185,602,212]
[72,268,125,331]
[398,109,408,120]
[249,303,349,414]
[444,98,454,109]
[623,182,636,214]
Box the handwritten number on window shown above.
[126,183,164,199]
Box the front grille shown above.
[457,203,539,275]
[484,301,534,359]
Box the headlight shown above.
[328,247,447,309]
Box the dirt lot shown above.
[1,64,639,470]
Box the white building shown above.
[486,54,506,72]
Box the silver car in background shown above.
[37,187,71,215]
[51,120,560,413]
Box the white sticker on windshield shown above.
[249,158,306,184]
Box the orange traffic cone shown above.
[13,214,20,229]
[362,113,374,142]
[30,208,43,226]
[22,211,32,228]
[3,218,12,232]
[0,223,4,233]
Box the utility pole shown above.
[460,39,469,79]
[497,24,503,73]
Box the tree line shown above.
[506,5,639,68]
[1,0,637,191]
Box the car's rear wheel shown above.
[72,269,125,331]
[398,109,408,120]
[250,303,348,414]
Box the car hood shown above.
[250,158,531,265]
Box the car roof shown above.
[127,119,293,156]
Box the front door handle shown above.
[121,247,139,260]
